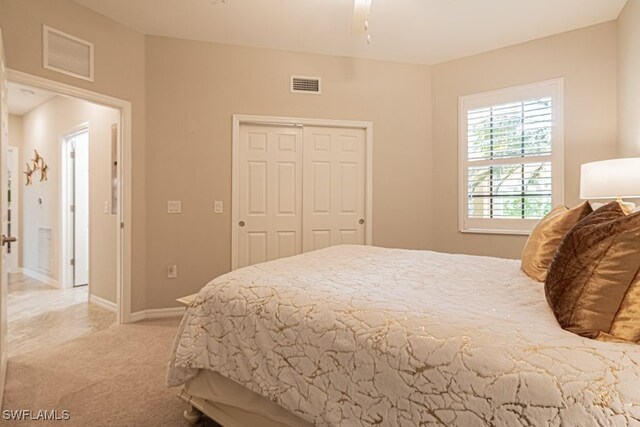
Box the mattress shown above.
[168,245,640,426]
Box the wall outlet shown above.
[167,201,181,214]
[214,201,223,214]
[167,264,178,279]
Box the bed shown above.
[167,245,640,426]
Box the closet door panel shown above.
[238,125,302,268]
[303,127,366,252]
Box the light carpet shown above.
[3,317,199,426]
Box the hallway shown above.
[7,273,115,357]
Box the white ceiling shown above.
[8,83,56,116]
[72,0,627,65]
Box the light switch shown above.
[167,264,178,279]
[167,201,181,214]
[104,201,110,214]
[214,201,223,214]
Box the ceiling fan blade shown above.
[351,0,372,35]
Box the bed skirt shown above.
[181,369,312,427]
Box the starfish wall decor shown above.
[24,149,49,186]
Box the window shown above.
[458,79,564,234]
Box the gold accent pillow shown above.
[521,202,593,282]
[545,201,640,343]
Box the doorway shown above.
[62,128,89,288]
[5,69,133,324]
[3,79,121,359]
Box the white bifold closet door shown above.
[237,124,366,268]
[302,126,366,251]
[238,125,303,268]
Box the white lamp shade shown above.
[580,157,640,199]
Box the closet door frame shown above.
[231,114,373,271]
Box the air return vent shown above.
[290,76,321,94]
[43,25,94,81]
[37,227,53,274]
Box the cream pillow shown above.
[521,202,593,282]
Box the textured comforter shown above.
[167,245,640,426]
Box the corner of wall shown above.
[617,0,640,157]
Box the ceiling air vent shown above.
[43,25,94,82]
[290,76,321,94]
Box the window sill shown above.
[459,228,532,236]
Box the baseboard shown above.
[129,307,185,322]
[21,268,59,288]
[89,294,117,312]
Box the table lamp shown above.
[580,158,640,210]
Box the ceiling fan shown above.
[351,0,372,43]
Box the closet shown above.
[234,119,370,269]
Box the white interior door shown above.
[0,27,9,406]
[73,131,89,286]
[302,126,366,251]
[237,124,302,268]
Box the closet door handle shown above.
[359,219,365,225]
[239,221,245,227]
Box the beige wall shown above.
[8,114,23,268]
[145,36,433,309]
[0,0,627,311]
[618,0,640,156]
[20,96,119,302]
[431,22,619,259]
[0,0,147,310]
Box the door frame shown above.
[60,124,89,289]
[5,146,18,274]
[7,69,133,324]
[231,114,373,271]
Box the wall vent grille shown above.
[290,76,321,94]
[43,25,94,81]
[37,227,53,274]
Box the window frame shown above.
[458,78,564,235]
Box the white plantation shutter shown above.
[458,80,564,234]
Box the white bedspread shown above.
[167,245,640,426]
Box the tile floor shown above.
[7,273,116,357]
